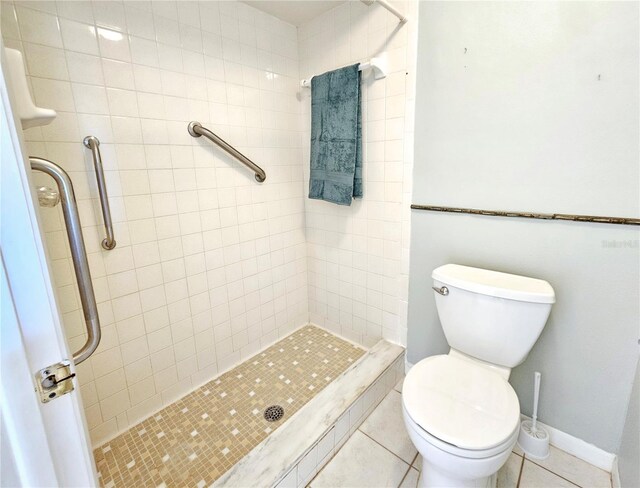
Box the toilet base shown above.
[418,456,497,488]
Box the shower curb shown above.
[213,340,405,488]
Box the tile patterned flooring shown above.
[310,380,613,488]
[94,326,365,488]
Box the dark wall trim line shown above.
[410,204,640,226]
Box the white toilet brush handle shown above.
[532,372,541,431]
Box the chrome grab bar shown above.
[83,136,116,250]
[30,157,101,365]
[187,121,266,182]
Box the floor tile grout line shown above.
[310,410,406,488]
[308,394,392,487]
[404,453,420,488]
[395,464,413,488]
[309,429,368,488]
[409,451,419,468]
[522,456,584,488]
[525,448,610,478]
[358,428,414,467]
[356,389,417,468]
[307,445,342,488]
[516,451,525,487]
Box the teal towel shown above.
[309,64,362,206]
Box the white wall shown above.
[412,1,638,218]
[299,0,418,348]
[0,414,20,488]
[408,2,639,453]
[2,0,307,445]
[618,358,639,487]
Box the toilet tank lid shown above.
[432,264,555,304]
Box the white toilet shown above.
[402,264,555,488]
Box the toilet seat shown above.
[403,405,519,460]
[403,354,520,452]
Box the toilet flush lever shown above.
[432,286,449,296]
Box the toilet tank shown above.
[432,264,555,368]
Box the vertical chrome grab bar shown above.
[30,157,101,365]
[83,136,116,250]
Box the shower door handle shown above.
[30,157,101,364]
[83,136,116,250]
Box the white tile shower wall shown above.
[298,1,418,348]
[2,0,308,445]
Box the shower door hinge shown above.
[35,360,76,403]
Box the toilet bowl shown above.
[402,264,555,488]
[402,353,520,487]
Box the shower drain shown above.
[264,405,284,422]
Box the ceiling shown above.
[243,1,346,26]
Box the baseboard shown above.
[611,457,621,488]
[520,414,616,472]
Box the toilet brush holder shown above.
[517,371,549,459]
[517,419,550,459]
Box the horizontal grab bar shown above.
[188,121,266,183]
[30,157,101,364]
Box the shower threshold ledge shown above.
[216,338,405,488]
[94,325,404,488]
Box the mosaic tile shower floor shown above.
[94,326,365,488]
